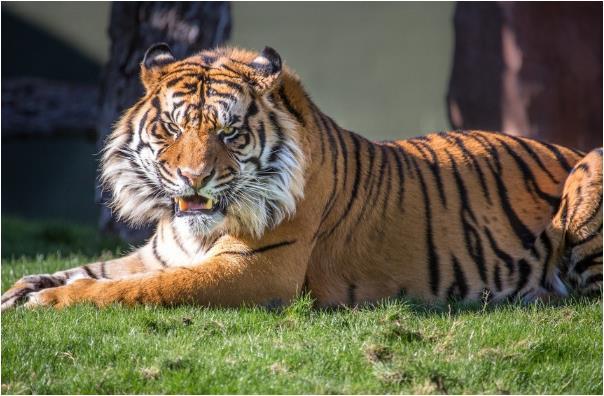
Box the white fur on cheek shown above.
[222,106,306,238]
[100,116,172,227]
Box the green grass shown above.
[2,217,602,394]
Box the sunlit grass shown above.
[1,218,602,394]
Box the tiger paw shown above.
[1,274,65,311]
[23,278,98,309]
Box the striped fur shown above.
[1,46,601,310]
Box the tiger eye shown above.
[221,126,236,136]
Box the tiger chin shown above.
[2,44,602,311]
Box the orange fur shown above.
[2,46,601,311]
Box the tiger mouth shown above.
[174,195,221,216]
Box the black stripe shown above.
[246,99,259,118]
[485,132,559,184]
[152,235,168,267]
[322,133,364,240]
[484,227,515,274]
[279,84,305,126]
[215,240,297,257]
[207,77,243,92]
[182,81,199,93]
[558,195,569,230]
[447,150,487,283]
[514,259,532,297]
[447,255,468,300]
[322,113,340,209]
[222,64,245,77]
[267,112,285,165]
[373,144,387,203]
[206,90,237,101]
[571,162,590,175]
[171,223,191,257]
[234,131,251,150]
[496,136,560,209]
[573,192,602,233]
[574,251,603,274]
[1,286,34,304]
[314,114,341,239]
[166,77,183,88]
[567,186,585,231]
[409,138,447,208]
[448,132,493,205]
[172,100,185,110]
[256,120,266,159]
[252,240,297,254]
[82,265,98,279]
[397,142,416,180]
[312,109,326,166]
[100,261,107,279]
[529,244,541,261]
[381,145,393,217]
[410,157,440,296]
[388,145,406,208]
[493,264,502,292]
[330,119,349,194]
[353,142,381,229]
[468,133,535,249]
[137,108,150,134]
[538,232,553,289]
[533,140,575,172]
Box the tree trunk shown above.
[96,2,231,243]
[447,2,602,152]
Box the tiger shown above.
[1,45,602,310]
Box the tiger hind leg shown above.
[557,148,603,295]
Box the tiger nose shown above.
[177,168,216,189]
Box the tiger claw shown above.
[1,285,33,311]
[1,274,65,311]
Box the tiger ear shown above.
[248,46,282,94]
[140,43,175,90]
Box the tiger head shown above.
[101,45,307,238]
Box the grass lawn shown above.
[1,217,602,394]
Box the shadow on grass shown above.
[1,216,130,259]
[311,291,602,318]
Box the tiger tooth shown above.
[205,198,214,209]
[178,198,188,211]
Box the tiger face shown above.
[101,45,306,238]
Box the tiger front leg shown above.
[1,253,150,311]
[24,239,310,309]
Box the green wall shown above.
[5,1,454,139]
[2,2,454,225]
[232,2,454,139]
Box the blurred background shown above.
[2,2,602,241]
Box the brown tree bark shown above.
[447,2,602,152]
[96,2,231,242]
